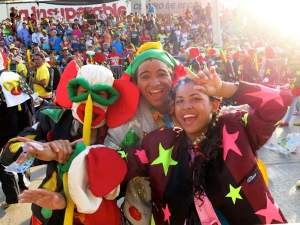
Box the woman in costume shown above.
[125,68,292,224]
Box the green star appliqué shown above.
[118,150,128,159]
[225,184,243,204]
[151,143,178,176]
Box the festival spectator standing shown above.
[9,7,19,24]
[40,29,50,52]
[53,32,62,54]
[48,29,57,51]
[32,52,51,99]
[94,48,107,65]
[140,30,152,44]
[60,35,71,50]
[98,9,107,26]
[19,22,31,48]
[31,27,43,46]
[57,47,71,72]
[71,24,82,40]
[103,28,112,51]
[147,2,156,16]
[129,24,140,47]
[15,55,28,79]
[108,47,122,78]
[111,36,124,55]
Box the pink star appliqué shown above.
[222,125,242,161]
[245,87,284,107]
[134,149,149,164]
[255,194,284,224]
[162,204,171,224]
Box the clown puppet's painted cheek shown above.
[3,80,22,96]
[72,102,108,129]
[77,103,106,127]
[11,86,22,96]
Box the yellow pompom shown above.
[136,42,163,55]
[257,159,269,186]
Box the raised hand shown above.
[187,66,223,97]
[19,189,66,210]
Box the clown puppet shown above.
[0,62,139,225]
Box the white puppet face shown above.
[0,72,30,107]
[69,65,118,128]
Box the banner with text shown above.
[1,0,128,22]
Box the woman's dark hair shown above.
[192,112,221,200]
[173,77,222,200]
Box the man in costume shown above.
[0,62,139,225]
[104,42,186,151]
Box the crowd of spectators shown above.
[1,3,300,95]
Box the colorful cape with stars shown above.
[125,81,292,225]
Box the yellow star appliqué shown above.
[118,150,128,159]
[241,113,248,126]
[225,184,243,204]
[151,143,178,176]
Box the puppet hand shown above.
[104,185,120,200]
[19,189,66,210]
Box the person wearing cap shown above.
[57,47,72,72]
[15,55,28,79]
[0,63,140,225]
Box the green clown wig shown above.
[125,42,180,80]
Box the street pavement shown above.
[1,118,300,224]
[0,165,46,225]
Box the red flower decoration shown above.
[129,206,142,221]
[46,131,54,141]
[173,64,187,86]
[119,73,132,81]
[11,87,22,95]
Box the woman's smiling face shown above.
[175,80,217,141]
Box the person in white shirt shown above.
[31,27,43,46]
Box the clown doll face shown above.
[69,65,119,128]
[0,72,31,107]
[136,59,173,112]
